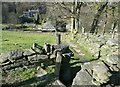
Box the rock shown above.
[107,54,119,64]
[23,49,35,56]
[0,53,9,63]
[14,67,24,72]
[50,53,56,59]
[72,70,94,85]
[28,55,37,62]
[117,62,120,69]
[81,62,94,75]
[55,51,62,76]
[109,65,119,72]
[102,61,119,72]
[97,35,106,44]
[90,47,100,59]
[100,45,110,57]
[9,50,23,60]
[109,46,118,53]
[106,38,118,46]
[28,54,48,62]
[47,80,66,86]
[44,43,51,54]
[37,55,48,60]
[89,43,100,59]
[92,62,111,84]
[31,43,46,54]
[54,44,70,54]
[35,67,47,77]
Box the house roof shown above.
[42,21,56,30]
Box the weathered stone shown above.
[37,55,48,60]
[54,44,70,54]
[97,35,106,44]
[106,38,118,46]
[50,53,56,59]
[109,46,118,53]
[55,51,62,76]
[47,80,66,86]
[102,61,119,72]
[117,63,120,69]
[9,50,23,60]
[0,53,9,63]
[109,65,119,72]
[14,67,24,72]
[100,45,110,57]
[90,48,100,59]
[107,54,119,64]
[23,49,35,56]
[92,62,111,84]
[28,54,48,62]
[32,43,46,54]
[35,67,47,77]
[44,43,51,54]
[81,62,94,75]
[3,58,29,70]
[72,70,94,85]
[28,55,37,62]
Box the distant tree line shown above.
[2,2,118,34]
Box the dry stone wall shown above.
[76,33,118,60]
[72,33,119,86]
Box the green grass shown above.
[0,24,8,27]
[63,33,93,60]
[2,31,57,52]
[3,67,36,84]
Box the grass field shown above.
[2,31,57,52]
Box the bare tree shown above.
[102,4,108,35]
[90,2,108,34]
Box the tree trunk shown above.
[90,2,108,34]
[111,20,117,38]
[76,2,82,33]
[103,5,108,35]
[71,0,76,33]
[111,6,117,38]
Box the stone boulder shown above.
[106,54,119,65]
[54,44,70,54]
[0,53,9,63]
[47,80,66,86]
[23,49,35,56]
[9,50,23,61]
[117,62,120,69]
[92,62,111,84]
[72,69,94,85]
[0,50,23,63]
[35,67,47,77]
[100,45,110,57]
[106,38,118,46]
[81,62,94,75]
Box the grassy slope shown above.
[2,31,57,52]
[62,33,93,60]
[2,31,57,85]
